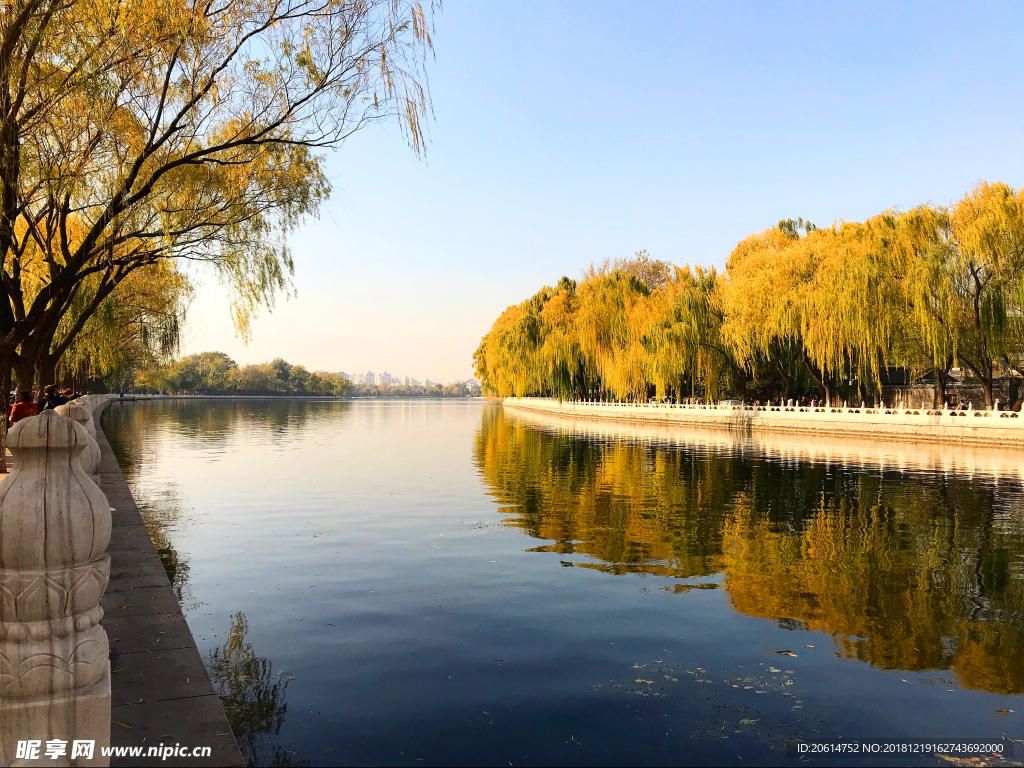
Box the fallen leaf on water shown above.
[739,719,758,726]
[633,664,646,668]
[116,723,132,729]
[636,679,653,684]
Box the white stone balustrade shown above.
[0,409,112,766]
[503,397,1024,445]
[55,402,102,489]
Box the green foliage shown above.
[138,353,351,396]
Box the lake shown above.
[103,398,1024,766]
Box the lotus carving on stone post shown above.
[0,410,111,699]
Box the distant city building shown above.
[336,371,456,388]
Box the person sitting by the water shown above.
[36,384,69,412]
[8,391,38,424]
[63,387,77,401]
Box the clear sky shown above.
[180,0,1024,382]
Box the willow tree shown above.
[637,265,735,401]
[537,277,594,400]
[721,218,912,404]
[941,183,1024,406]
[719,224,828,399]
[0,0,435,462]
[474,284,560,398]
[885,205,959,404]
[571,271,651,401]
[55,261,191,390]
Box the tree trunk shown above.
[981,374,994,409]
[0,351,14,473]
[773,358,792,400]
[13,354,35,393]
[37,354,58,391]
[933,355,953,408]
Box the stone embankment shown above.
[508,403,1024,483]
[503,397,1024,447]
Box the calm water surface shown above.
[103,399,1024,766]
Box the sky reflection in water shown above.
[103,399,1024,767]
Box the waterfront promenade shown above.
[504,396,1024,446]
[94,399,244,767]
[0,396,242,767]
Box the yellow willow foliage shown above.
[476,267,733,401]
[719,226,808,368]
[571,272,651,400]
[481,182,1024,401]
[537,285,589,397]
[883,183,1024,404]
[635,265,731,400]
[948,183,1024,359]
[797,220,907,382]
[883,205,958,370]
[58,261,192,382]
[475,408,1024,693]
[721,220,907,384]
[474,284,564,398]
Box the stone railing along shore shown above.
[0,395,242,767]
[503,396,1024,446]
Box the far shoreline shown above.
[111,393,485,400]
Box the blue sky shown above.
[182,0,1024,381]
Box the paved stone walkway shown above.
[96,411,245,767]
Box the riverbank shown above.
[119,394,483,401]
[503,396,1024,447]
[506,403,1024,483]
[93,400,244,767]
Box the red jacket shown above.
[8,401,38,424]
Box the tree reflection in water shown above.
[474,407,1024,694]
[207,613,306,767]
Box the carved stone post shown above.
[55,403,102,490]
[0,411,112,766]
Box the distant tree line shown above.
[135,352,480,398]
[474,182,1024,407]
[349,382,479,398]
[136,352,351,396]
